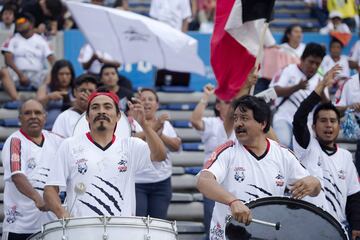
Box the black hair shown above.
[99,64,118,78]
[45,0,63,18]
[232,95,271,133]
[74,74,98,89]
[313,102,340,125]
[329,37,344,49]
[281,24,302,44]
[139,87,159,102]
[49,60,75,92]
[86,86,120,116]
[301,42,326,60]
[1,3,17,16]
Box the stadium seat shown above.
[171,120,192,128]
[0,118,19,127]
[182,143,204,151]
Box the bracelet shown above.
[228,199,241,207]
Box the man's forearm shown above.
[12,174,43,203]
[44,186,67,218]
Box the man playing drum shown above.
[1,99,63,240]
[44,90,167,218]
[293,65,360,239]
[197,95,321,240]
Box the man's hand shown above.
[290,176,321,199]
[128,97,146,126]
[49,91,68,101]
[323,64,342,87]
[34,197,48,212]
[296,79,309,90]
[230,200,252,225]
[352,230,360,240]
[350,103,360,112]
[153,113,169,133]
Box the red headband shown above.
[87,91,120,105]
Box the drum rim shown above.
[244,196,347,239]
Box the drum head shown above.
[72,111,131,138]
[225,197,347,240]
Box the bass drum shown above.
[28,216,178,240]
[72,112,131,138]
[225,196,347,240]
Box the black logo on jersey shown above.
[338,170,346,180]
[275,173,284,187]
[27,158,36,169]
[234,167,245,182]
[76,159,88,175]
[117,160,128,173]
[210,222,224,240]
[6,206,21,224]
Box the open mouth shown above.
[323,131,333,137]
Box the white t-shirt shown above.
[135,121,178,183]
[196,117,233,163]
[46,133,154,217]
[270,64,323,124]
[1,130,63,233]
[280,42,306,59]
[78,43,115,74]
[149,0,191,30]
[320,55,350,78]
[1,33,53,72]
[319,22,351,35]
[336,73,360,118]
[349,40,360,66]
[52,108,82,138]
[204,139,310,240]
[293,137,360,226]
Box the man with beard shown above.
[1,99,63,240]
[196,95,321,240]
[292,66,360,239]
[52,74,98,138]
[44,89,167,218]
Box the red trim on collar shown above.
[86,132,116,144]
[20,129,44,144]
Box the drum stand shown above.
[61,218,69,240]
[100,215,110,240]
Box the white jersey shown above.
[196,117,232,163]
[320,55,350,78]
[280,42,306,59]
[1,33,53,73]
[149,0,191,30]
[78,43,115,74]
[349,40,360,66]
[52,108,82,138]
[270,64,323,124]
[1,130,63,233]
[46,133,154,217]
[336,74,360,118]
[293,137,360,226]
[204,139,310,240]
[135,121,178,183]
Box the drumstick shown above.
[68,182,86,216]
[251,218,281,230]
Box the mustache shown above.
[235,127,246,133]
[94,114,110,122]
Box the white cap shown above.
[329,11,342,19]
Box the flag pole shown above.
[250,22,269,95]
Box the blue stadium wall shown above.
[64,30,359,91]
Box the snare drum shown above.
[29,216,178,240]
[225,197,347,240]
[72,112,131,138]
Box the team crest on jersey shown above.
[275,172,285,187]
[27,158,36,169]
[210,222,224,240]
[76,159,88,175]
[234,167,245,183]
[117,160,128,172]
[6,206,21,224]
[338,170,346,180]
